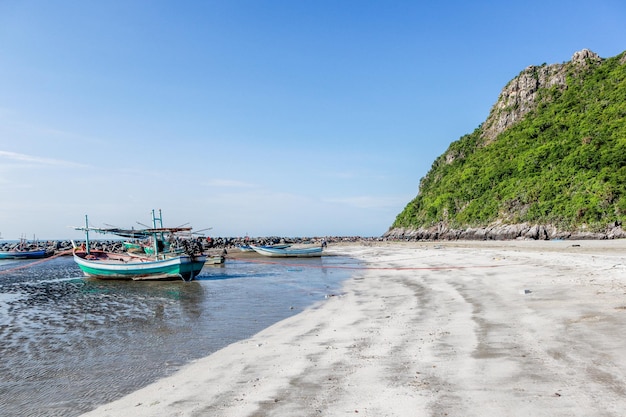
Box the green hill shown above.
[388,49,626,240]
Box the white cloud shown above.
[0,150,87,168]
[323,195,409,210]
[205,178,256,188]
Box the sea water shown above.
[0,253,359,416]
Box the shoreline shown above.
[80,240,626,416]
[2,236,624,259]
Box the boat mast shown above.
[151,209,165,259]
[84,215,91,254]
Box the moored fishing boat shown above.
[238,243,292,252]
[0,248,49,260]
[72,210,206,281]
[249,244,324,258]
[73,249,206,281]
[0,237,51,260]
[205,254,225,265]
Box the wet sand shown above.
[80,240,626,417]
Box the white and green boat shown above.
[73,210,206,281]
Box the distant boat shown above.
[249,244,324,258]
[205,254,225,265]
[72,210,206,281]
[122,240,161,255]
[122,241,146,252]
[0,237,50,260]
[0,248,49,260]
[237,243,292,252]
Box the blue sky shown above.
[1,1,625,240]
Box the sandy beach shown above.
[80,240,626,417]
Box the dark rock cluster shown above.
[202,235,385,249]
[5,236,385,256]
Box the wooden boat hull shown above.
[249,245,323,258]
[0,249,48,260]
[73,250,206,281]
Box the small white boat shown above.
[249,244,324,258]
[205,254,225,265]
[238,243,291,252]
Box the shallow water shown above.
[0,254,359,416]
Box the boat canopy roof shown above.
[73,226,193,238]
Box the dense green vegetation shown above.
[393,52,626,232]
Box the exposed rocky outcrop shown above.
[480,49,602,144]
[384,221,626,241]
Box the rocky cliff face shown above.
[425,50,605,173]
[480,49,602,144]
